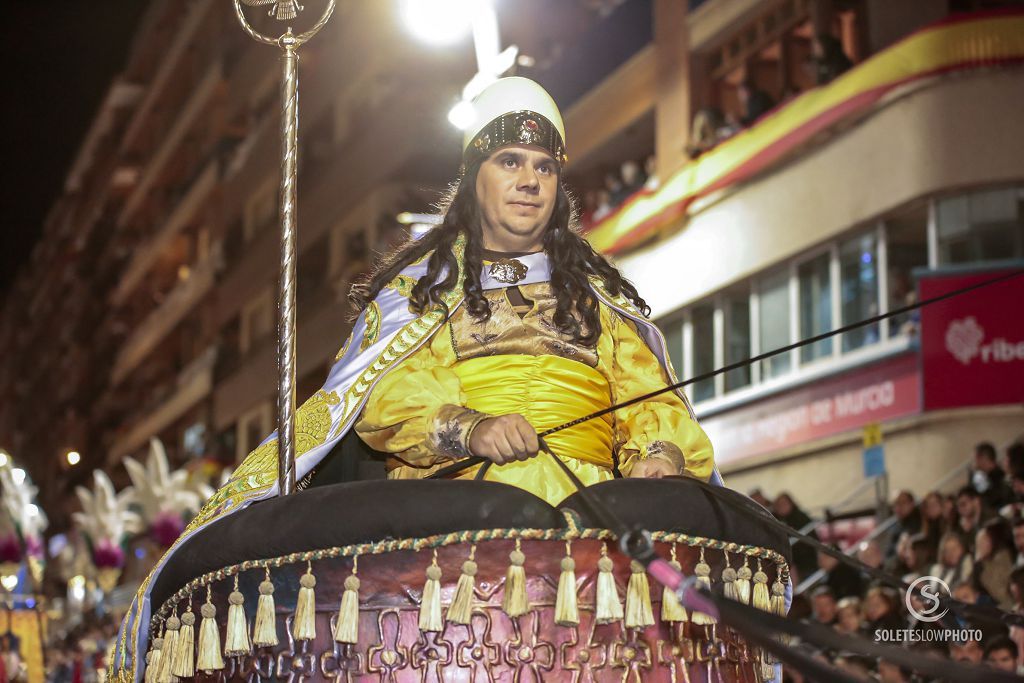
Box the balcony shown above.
[119,0,216,155]
[118,57,224,229]
[111,155,220,307]
[108,345,217,462]
[110,256,217,386]
[212,284,349,432]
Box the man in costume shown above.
[349,76,717,505]
[110,76,720,678]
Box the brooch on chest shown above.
[488,258,529,285]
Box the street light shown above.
[11,468,25,486]
[400,0,518,130]
[66,451,81,467]
[400,0,475,46]
[0,452,7,468]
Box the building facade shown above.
[1,0,1022,533]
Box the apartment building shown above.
[1,0,1022,531]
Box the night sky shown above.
[0,0,148,293]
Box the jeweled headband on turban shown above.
[462,77,568,168]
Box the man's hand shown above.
[629,457,679,479]
[469,414,540,465]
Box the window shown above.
[243,177,277,243]
[236,401,272,463]
[839,232,879,352]
[723,290,751,392]
[240,288,274,355]
[691,304,715,402]
[759,269,791,380]
[937,186,1024,265]
[885,203,928,336]
[798,253,832,362]
[662,318,684,380]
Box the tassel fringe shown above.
[196,587,225,672]
[689,548,717,625]
[155,615,179,683]
[595,543,623,624]
[145,637,162,683]
[419,549,443,632]
[224,576,251,657]
[770,577,787,616]
[448,545,478,625]
[252,569,279,647]
[752,560,771,612]
[625,560,655,629]
[334,556,361,644]
[721,552,737,602]
[554,540,579,626]
[502,539,530,618]
[170,605,195,677]
[293,562,317,641]
[735,557,752,605]
[661,545,688,623]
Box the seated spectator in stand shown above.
[952,581,1007,641]
[818,547,865,600]
[811,34,853,86]
[957,486,994,551]
[774,492,817,579]
[580,190,599,230]
[834,654,872,679]
[642,155,658,190]
[949,638,984,664]
[857,539,884,571]
[1013,518,1024,567]
[591,189,613,223]
[605,171,629,207]
[900,534,935,584]
[889,490,922,556]
[975,518,1016,609]
[1008,472,1024,512]
[748,487,772,510]
[619,160,646,197]
[835,596,863,636]
[686,107,726,159]
[810,586,838,626]
[864,586,904,633]
[738,78,776,127]
[929,532,974,589]
[1006,440,1024,479]
[985,635,1019,673]
[877,659,913,683]
[920,491,947,556]
[972,441,1014,510]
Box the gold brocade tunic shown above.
[354,281,714,505]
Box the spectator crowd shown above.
[762,439,1024,681]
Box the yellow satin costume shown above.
[354,281,714,505]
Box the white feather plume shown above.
[123,438,205,524]
[71,470,142,545]
[0,467,47,540]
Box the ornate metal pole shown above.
[233,0,336,496]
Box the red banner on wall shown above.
[701,353,921,466]
[920,267,1024,410]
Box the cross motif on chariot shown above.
[320,626,365,683]
[503,610,555,681]
[367,609,411,680]
[559,619,609,683]
[411,629,454,682]
[455,609,503,682]
[657,634,697,683]
[275,616,318,682]
[609,628,653,683]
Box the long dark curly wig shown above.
[350,158,649,346]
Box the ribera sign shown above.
[921,267,1024,410]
